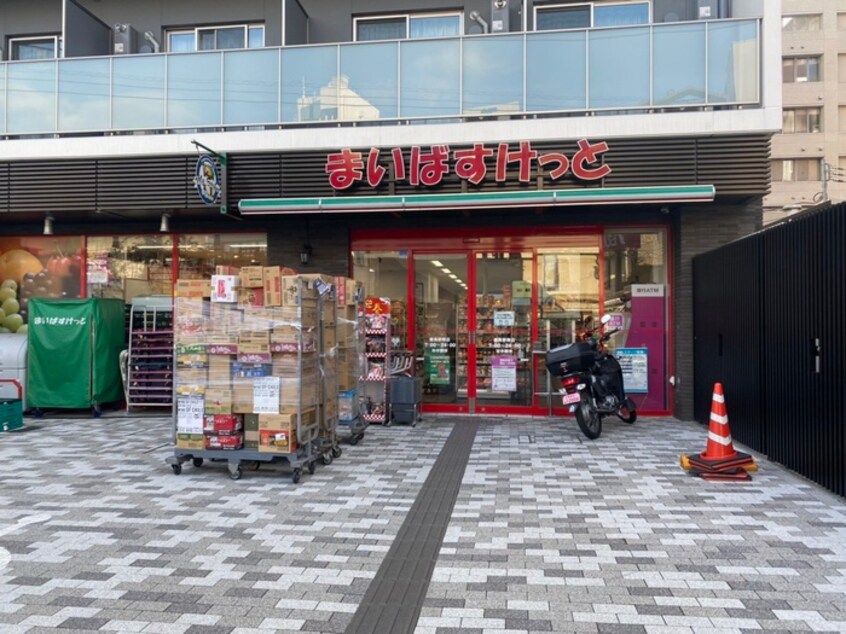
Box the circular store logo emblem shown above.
[193,155,221,205]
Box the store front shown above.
[351,224,670,417]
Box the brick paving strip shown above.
[344,420,479,634]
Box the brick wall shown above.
[673,199,762,420]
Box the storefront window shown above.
[604,229,668,411]
[0,236,82,332]
[177,234,267,279]
[86,236,173,301]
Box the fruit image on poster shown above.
[0,237,83,331]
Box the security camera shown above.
[660,206,671,215]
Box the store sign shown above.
[325,139,611,191]
[194,155,221,205]
[493,311,515,327]
[632,284,665,297]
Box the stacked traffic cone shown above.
[680,383,757,481]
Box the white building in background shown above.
[764,0,846,224]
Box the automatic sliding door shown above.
[413,254,469,410]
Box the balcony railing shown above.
[0,19,759,137]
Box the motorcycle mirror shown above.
[600,314,612,325]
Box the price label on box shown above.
[177,396,204,434]
[211,275,239,303]
[253,377,280,414]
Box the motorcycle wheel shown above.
[575,395,602,439]
[616,398,637,424]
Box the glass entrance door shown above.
[534,238,602,414]
[412,250,535,414]
[472,251,534,413]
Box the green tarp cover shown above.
[27,298,125,409]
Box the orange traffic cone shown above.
[680,383,757,478]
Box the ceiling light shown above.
[369,268,375,273]
[227,243,267,248]
[448,274,458,279]
[431,260,443,267]
[441,268,451,274]
[159,212,170,233]
[43,215,54,236]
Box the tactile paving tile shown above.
[416,417,846,634]
[0,416,453,634]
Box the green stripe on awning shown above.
[239,185,715,214]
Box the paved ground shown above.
[1,414,845,634]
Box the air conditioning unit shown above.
[113,23,138,54]
[491,0,510,33]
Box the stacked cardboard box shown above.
[174,273,330,456]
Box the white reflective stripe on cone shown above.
[712,393,725,403]
[708,431,733,445]
[710,412,729,425]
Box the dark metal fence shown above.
[693,202,846,497]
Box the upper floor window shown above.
[535,2,649,31]
[782,15,822,32]
[9,35,61,60]
[167,24,265,52]
[354,13,462,41]
[772,159,821,182]
[782,107,821,133]
[782,56,821,83]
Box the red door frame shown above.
[351,223,675,417]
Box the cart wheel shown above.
[192,458,204,468]
[349,435,359,446]
[292,469,302,484]
[308,461,316,475]
[332,446,342,458]
[171,463,182,475]
[320,452,333,466]
[247,461,261,471]
[228,467,242,481]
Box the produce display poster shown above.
[617,348,648,393]
[425,352,451,385]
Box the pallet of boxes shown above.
[336,277,367,445]
[166,267,327,484]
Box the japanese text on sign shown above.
[253,377,280,414]
[325,139,611,191]
[32,317,87,326]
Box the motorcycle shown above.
[545,314,637,439]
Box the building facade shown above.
[0,0,781,420]
[765,0,846,224]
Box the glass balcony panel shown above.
[58,58,110,132]
[708,20,758,103]
[588,27,649,109]
[167,52,222,127]
[526,31,586,111]
[653,24,706,106]
[281,45,338,123]
[224,49,279,125]
[7,61,56,134]
[463,35,523,116]
[400,39,460,118]
[0,65,5,134]
[339,42,398,121]
[113,55,165,130]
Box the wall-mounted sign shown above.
[631,284,665,297]
[617,348,648,393]
[325,139,611,191]
[194,155,221,205]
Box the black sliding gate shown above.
[693,203,846,497]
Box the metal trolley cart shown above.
[310,276,343,465]
[166,275,320,483]
[337,280,367,445]
[125,296,173,412]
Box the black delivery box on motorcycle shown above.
[545,341,595,376]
